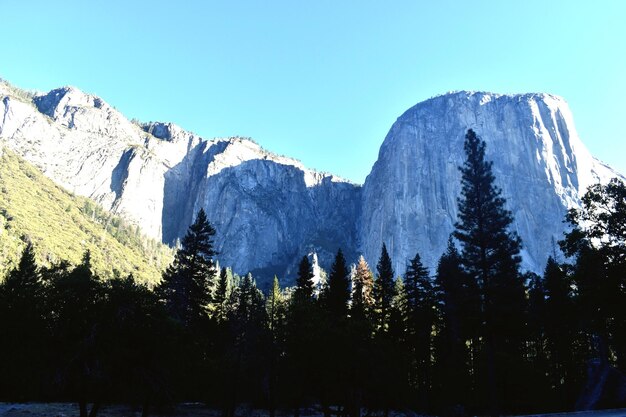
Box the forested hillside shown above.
[1,131,624,417]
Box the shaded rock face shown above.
[1,81,623,285]
[359,91,622,275]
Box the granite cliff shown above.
[1,80,622,284]
[360,91,622,274]
[0,81,359,282]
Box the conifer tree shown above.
[351,255,375,322]
[294,255,315,302]
[157,208,217,327]
[404,252,436,406]
[267,276,287,335]
[286,255,319,415]
[48,250,106,417]
[0,242,47,398]
[3,242,40,296]
[542,256,576,404]
[373,244,395,333]
[433,239,477,413]
[325,248,351,317]
[266,276,287,417]
[388,276,407,343]
[213,267,232,323]
[453,129,526,415]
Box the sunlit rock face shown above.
[359,91,623,275]
[1,80,622,285]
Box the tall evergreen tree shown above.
[47,250,106,417]
[157,208,217,327]
[433,238,477,413]
[2,242,40,296]
[325,248,351,317]
[286,255,319,416]
[213,267,232,323]
[351,255,375,323]
[266,276,287,417]
[0,242,48,399]
[404,252,436,408]
[373,244,395,333]
[453,129,527,415]
[542,256,577,406]
[294,255,315,303]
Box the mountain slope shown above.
[1,79,624,282]
[0,147,172,283]
[0,80,359,283]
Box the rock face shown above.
[0,81,359,284]
[359,91,622,275]
[0,80,623,284]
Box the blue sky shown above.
[1,1,624,183]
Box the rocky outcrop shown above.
[1,80,623,285]
[0,81,359,285]
[359,91,622,275]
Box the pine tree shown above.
[325,248,351,317]
[266,276,287,417]
[0,242,47,398]
[267,276,287,335]
[1,242,42,309]
[294,255,315,303]
[47,250,105,417]
[373,243,395,333]
[213,267,232,323]
[453,129,526,415]
[542,256,576,405]
[351,255,375,322]
[225,273,267,413]
[433,239,477,413]
[157,208,217,327]
[404,252,436,407]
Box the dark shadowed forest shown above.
[1,130,625,417]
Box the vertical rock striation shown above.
[1,80,622,285]
[359,91,623,274]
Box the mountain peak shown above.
[33,86,107,119]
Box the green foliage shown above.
[2,130,626,415]
[561,177,626,372]
[373,243,395,333]
[351,255,375,323]
[0,147,172,283]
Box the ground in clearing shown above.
[1,403,625,417]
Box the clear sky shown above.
[1,1,624,183]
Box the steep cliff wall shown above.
[2,80,622,284]
[359,91,622,274]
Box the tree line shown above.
[1,129,624,417]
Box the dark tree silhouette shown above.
[157,208,217,327]
[294,255,315,302]
[325,248,350,317]
[404,252,436,409]
[453,129,527,416]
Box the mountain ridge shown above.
[1,78,622,285]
